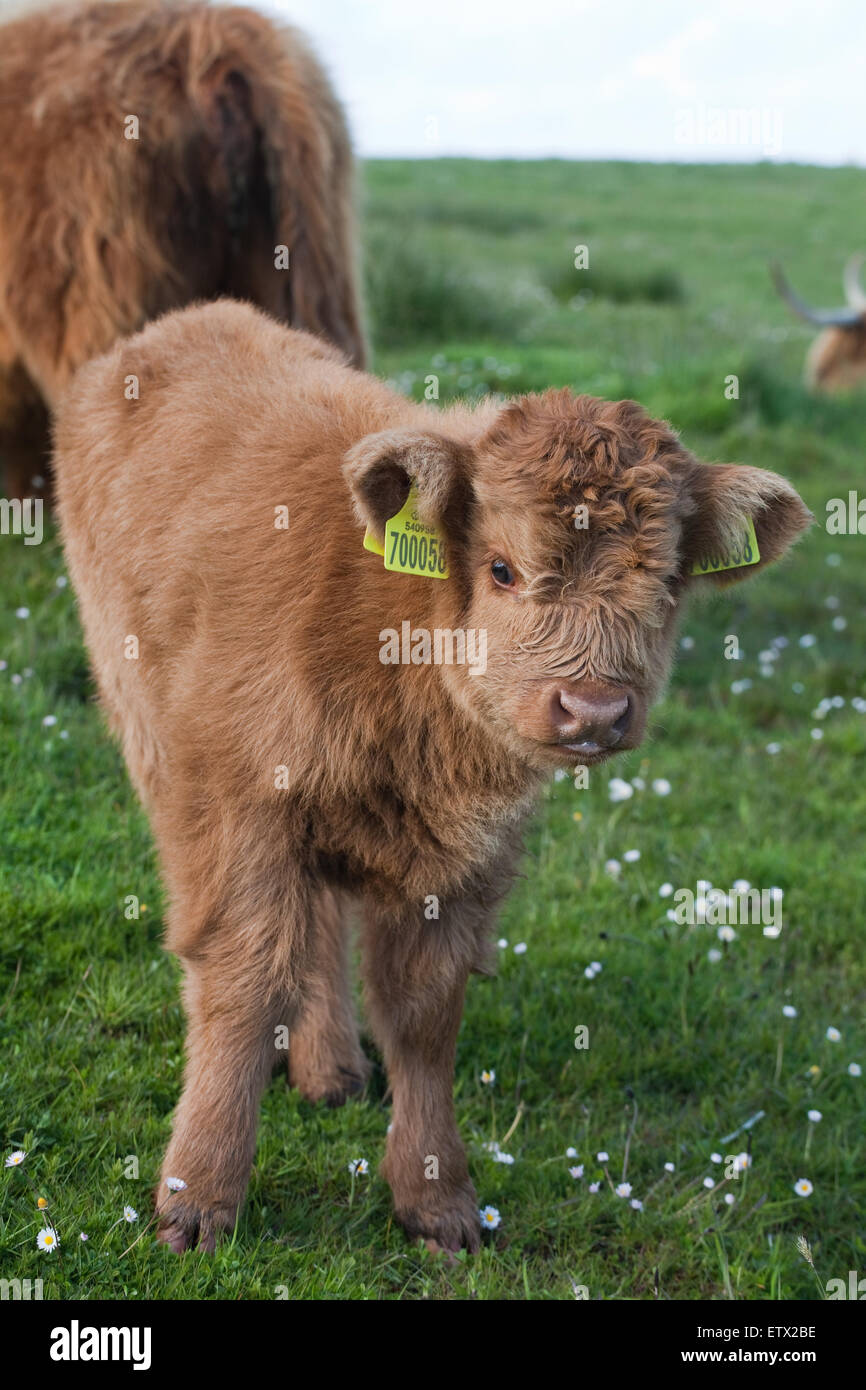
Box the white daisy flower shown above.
[56,575,68,588]
[631,776,646,790]
[807,1110,822,1123]
[568,1165,584,1179]
[566,1147,578,1158]
[513,942,527,955]
[664,1162,675,1173]
[652,778,671,796]
[608,777,634,803]
[799,634,816,648]
[165,1177,187,1191]
[604,859,622,878]
[123,1205,138,1223]
[717,925,736,943]
[588,1181,600,1193]
[724,1193,736,1206]
[623,849,640,863]
[766,742,781,755]
[479,1205,501,1229]
[42,715,57,727]
[659,882,674,898]
[597,1151,609,1163]
[15,607,30,619]
[733,1152,752,1172]
[832,617,847,630]
[782,1005,798,1018]
[680,636,695,650]
[348,1158,368,1176]
[826,1026,841,1043]
[480,1069,495,1085]
[615,1182,632,1198]
[810,728,824,740]
[703,1177,715,1189]
[5,1150,26,1167]
[494,1151,515,1165]
[707,949,722,963]
[630,1198,643,1210]
[710,1152,722,1164]
[497,938,508,948]
[36,1227,59,1252]
[793,1178,813,1197]
[848,1062,862,1077]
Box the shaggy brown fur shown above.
[805,322,866,392]
[0,0,365,498]
[54,299,811,1254]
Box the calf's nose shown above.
[550,683,631,748]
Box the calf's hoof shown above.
[395,1183,482,1255]
[154,1188,237,1254]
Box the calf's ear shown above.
[682,462,813,586]
[343,429,472,545]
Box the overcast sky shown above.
[263,0,866,164]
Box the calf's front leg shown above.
[361,898,485,1253]
[156,891,307,1253]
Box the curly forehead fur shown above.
[472,389,696,607]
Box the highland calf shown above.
[0,0,364,499]
[54,300,811,1253]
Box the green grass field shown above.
[2,159,865,1301]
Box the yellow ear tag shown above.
[691,517,760,575]
[363,528,386,557]
[364,484,449,577]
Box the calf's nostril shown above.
[611,697,631,738]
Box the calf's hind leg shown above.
[288,888,371,1105]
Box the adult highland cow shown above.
[0,0,365,497]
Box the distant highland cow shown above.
[0,0,365,498]
[771,257,866,392]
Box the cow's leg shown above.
[156,874,311,1253]
[360,896,487,1253]
[288,888,371,1105]
[0,346,51,502]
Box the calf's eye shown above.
[491,559,515,588]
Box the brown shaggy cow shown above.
[772,257,866,391]
[54,299,811,1254]
[0,0,365,499]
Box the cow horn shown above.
[770,261,863,328]
[843,253,866,311]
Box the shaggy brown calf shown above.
[54,299,811,1253]
[0,0,364,499]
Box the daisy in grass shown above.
[36,1227,59,1253]
[165,1177,187,1192]
[480,1069,495,1085]
[826,1026,841,1043]
[5,1150,26,1167]
[479,1205,501,1230]
[794,1179,813,1197]
[348,1158,368,1176]
[615,1182,632,1198]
